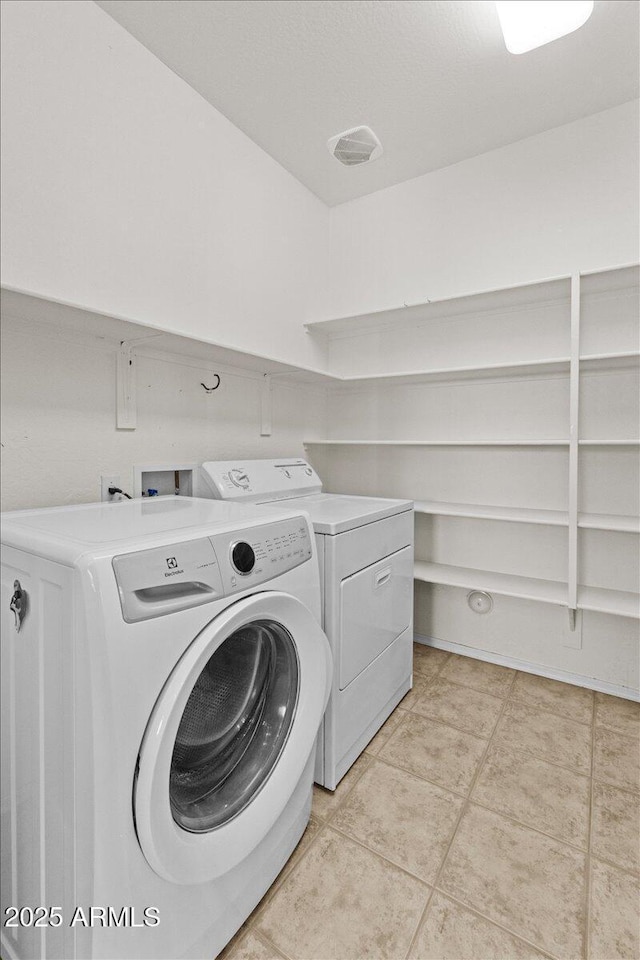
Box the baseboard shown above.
[414,634,640,703]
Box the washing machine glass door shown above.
[170,618,298,832]
[134,591,331,885]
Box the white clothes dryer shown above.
[198,460,414,790]
[0,497,331,960]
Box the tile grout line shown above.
[431,889,559,960]
[324,820,434,890]
[585,693,598,960]
[243,927,291,960]
[403,667,521,959]
[401,695,596,782]
[243,818,331,942]
[425,668,596,728]
[251,749,378,933]
[330,756,597,877]
[506,691,594,727]
[369,752,595,857]
[243,652,637,959]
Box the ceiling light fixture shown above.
[495,1,594,54]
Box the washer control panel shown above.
[210,516,313,596]
[112,516,312,621]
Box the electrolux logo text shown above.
[164,557,184,578]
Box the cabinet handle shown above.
[10,580,28,633]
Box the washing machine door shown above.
[134,591,331,884]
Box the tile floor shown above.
[220,644,640,960]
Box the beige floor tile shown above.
[378,712,487,794]
[595,692,640,740]
[223,931,287,960]
[365,705,407,756]
[332,758,464,883]
[589,858,640,960]
[438,804,586,959]
[255,827,430,960]
[400,674,434,711]
[511,672,594,725]
[493,700,592,773]
[593,726,640,794]
[412,676,504,737]
[409,892,549,960]
[591,781,640,875]
[439,655,515,697]
[413,643,450,678]
[312,753,372,820]
[472,744,590,848]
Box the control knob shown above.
[231,542,256,575]
[229,469,250,489]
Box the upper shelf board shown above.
[329,352,639,389]
[0,286,338,385]
[306,263,638,341]
[305,276,571,340]
[413,501,640,532]
[304,439,570,446]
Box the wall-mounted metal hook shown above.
[201,375,221,393]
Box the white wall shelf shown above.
[579,440,640,446]
[329,351,639,390]
[315,262,639,634]
[305,275,570,340]
[414,502,640,532]
[578,586,640,620]
[337,358,570,387]
[414,501,569,525]
[414,560,568,607]
[1,287,340,387]
[579,513,640,533]
[304,439,569,446]
[414,561,640,619]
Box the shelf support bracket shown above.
[261,375,272,437]
[117,341,137,430]
[116,334,164,430]
[567,273,581,617]
[567,607,577,632]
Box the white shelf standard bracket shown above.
[567,274,581,629]
[117,334,164,430]
[117,341,137,430]
[261,375,273,436]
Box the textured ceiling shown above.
[94,0,639,206]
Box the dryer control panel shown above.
[200,459,322,502]
[112,516,312,622]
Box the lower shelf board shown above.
[578,585,640,619]
[414,561,640,618]
[413,561,567,606]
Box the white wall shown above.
[328,101,639,318]
[0,0,330,370]
[0,311,326,511]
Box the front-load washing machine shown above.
[0,496,331,960]
[198,459,414,790]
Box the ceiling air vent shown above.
[327,126,383,166]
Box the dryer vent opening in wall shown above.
[327,126,383,166]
